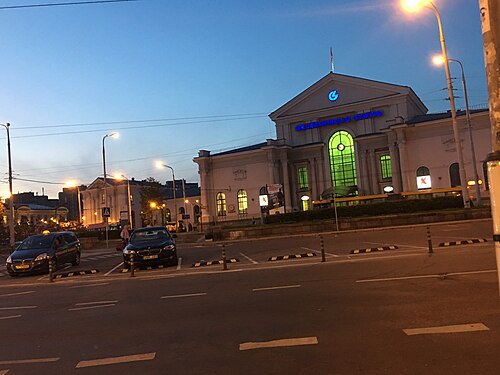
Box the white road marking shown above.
[68,304,115,311]
[240,336,318,351]
[0,357,59,365]
[403,323,489,336]
[0,306,36,311]
[240,252,258,264]
[177,257,182,270]
[37,275,48,281]
[0,315,21,320]
[302,247,339,257]
[253,285,301,292]
[69,283,109,289]
[105,262,123,276]
[161,293,207,299]
[75,352,156,368]
[357,269,496,283]
[75,300,118,306]
[0,291,35,297]
[0,369,9,374]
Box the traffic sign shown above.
[102,207,111,217]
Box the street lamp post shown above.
[0,123,15,247]
[114,174,133,230]
[156,162,177,231]
[433,56,482,206]
[102,132,118,248]
[402,0,470,208]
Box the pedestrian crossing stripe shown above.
[439,238,488,247]
[350,245,398,254]
[267,253,316,262]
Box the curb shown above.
[192,259,239,267]
[439,238,488,247]
[268,253,316,261]
[54,269,99,279]
[350,245,399,254]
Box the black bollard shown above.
[130,251,136,277]
[222,244,228,271]
[427,226,433,254]
[320,235,326,263]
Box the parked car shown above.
[123,226,177,269]
[6,232,81,276]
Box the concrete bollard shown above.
[222,244,228,271]
[320,235,326,263]
[130,251,136,277]
[427,226,433,254]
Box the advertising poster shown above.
[267,184,285,215]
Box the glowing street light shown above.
[102,132,119,248]
[432,54,482,206]
[65,180,82,224]
[114,173,133,229]
[401,0,470,208]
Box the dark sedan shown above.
[6,232,81,276]
[123,226,177,269]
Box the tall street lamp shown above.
[102,132,119,248]
[114,174,133,230]
[432,55,482,207]
[0,122,14,247]
[156,161,177,231]
[401,0,470,208]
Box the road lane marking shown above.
[356,269,496,283]
[75,300,118,306]
[69,304,116,311]
[0,357,60,365]
[69,283,109,289]
[403,323,489,336]
[253,285,301,292]
[0,369,9,374]
[0,315,21,320]
[302,247,339,257]
[75,352,156,368]
[161,293,207,299]
[240,252,258,264]
[105,262,123,276]
[240,337,318,351]
[0,291,35,297]
[177,257,182,270]
[0,306,36,311]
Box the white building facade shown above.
[194,73,491,224]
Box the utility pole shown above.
[479,0,500,294]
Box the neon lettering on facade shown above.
[295,110,384,131]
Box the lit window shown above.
[237,189,248,215]
[380,155,392,179]
[298,167,309,189]
[328,130,357,196]
[216,193,226,216]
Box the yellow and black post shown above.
[222,244,228,271]
[427,226,433,254]
[320,235,326,263]
[130,251,136,277]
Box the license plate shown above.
[15,264,30,270]
[143,255,158,260]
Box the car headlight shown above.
[34,253,49,262]
[163,245,175,251]
[6,255,12,264]
[123,248,134,255]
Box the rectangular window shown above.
[380,155,392,180]
[298,166,309,189]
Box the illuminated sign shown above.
[328,90,339,102]
[295,110,383,131]
[417,175,432,190]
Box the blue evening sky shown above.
[0,0,489,198]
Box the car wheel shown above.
[72,251,81,266]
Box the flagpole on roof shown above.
[330,47,334,73]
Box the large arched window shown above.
[216,192,226,216]
[237,189,248,215]
[328,131,357,196]
[449,163,461,187]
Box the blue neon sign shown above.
[328,90,339,102]
[295,110,384,132]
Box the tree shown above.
[140,177,166,226]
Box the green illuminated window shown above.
[237,189,248,215]
[380,155,392,179]
[216,192,226,216]
[328,131,357,195]
[298,167,308,189]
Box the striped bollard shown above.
[320,235,326,263]
[49,256,54,283]
[130,251,136,277]
[222,244,228,271]
[427,227,433,254]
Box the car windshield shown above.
[17,235,54,250]
[130,229,170,243]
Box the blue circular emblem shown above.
[328,90,339,102]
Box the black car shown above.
[123,226,177,269]
[6,232,81,276]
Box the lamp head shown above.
[401,0,431,12]
[156,161,166,169]
[432,54,445,66]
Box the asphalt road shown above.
[0,219,499,374]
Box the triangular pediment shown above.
[87,177,113,190]
[269,72,427,120]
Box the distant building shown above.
[58,186,86,222]
[4,192,69,225]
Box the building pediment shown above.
[87,177,114,190]
[269,72,427,120]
